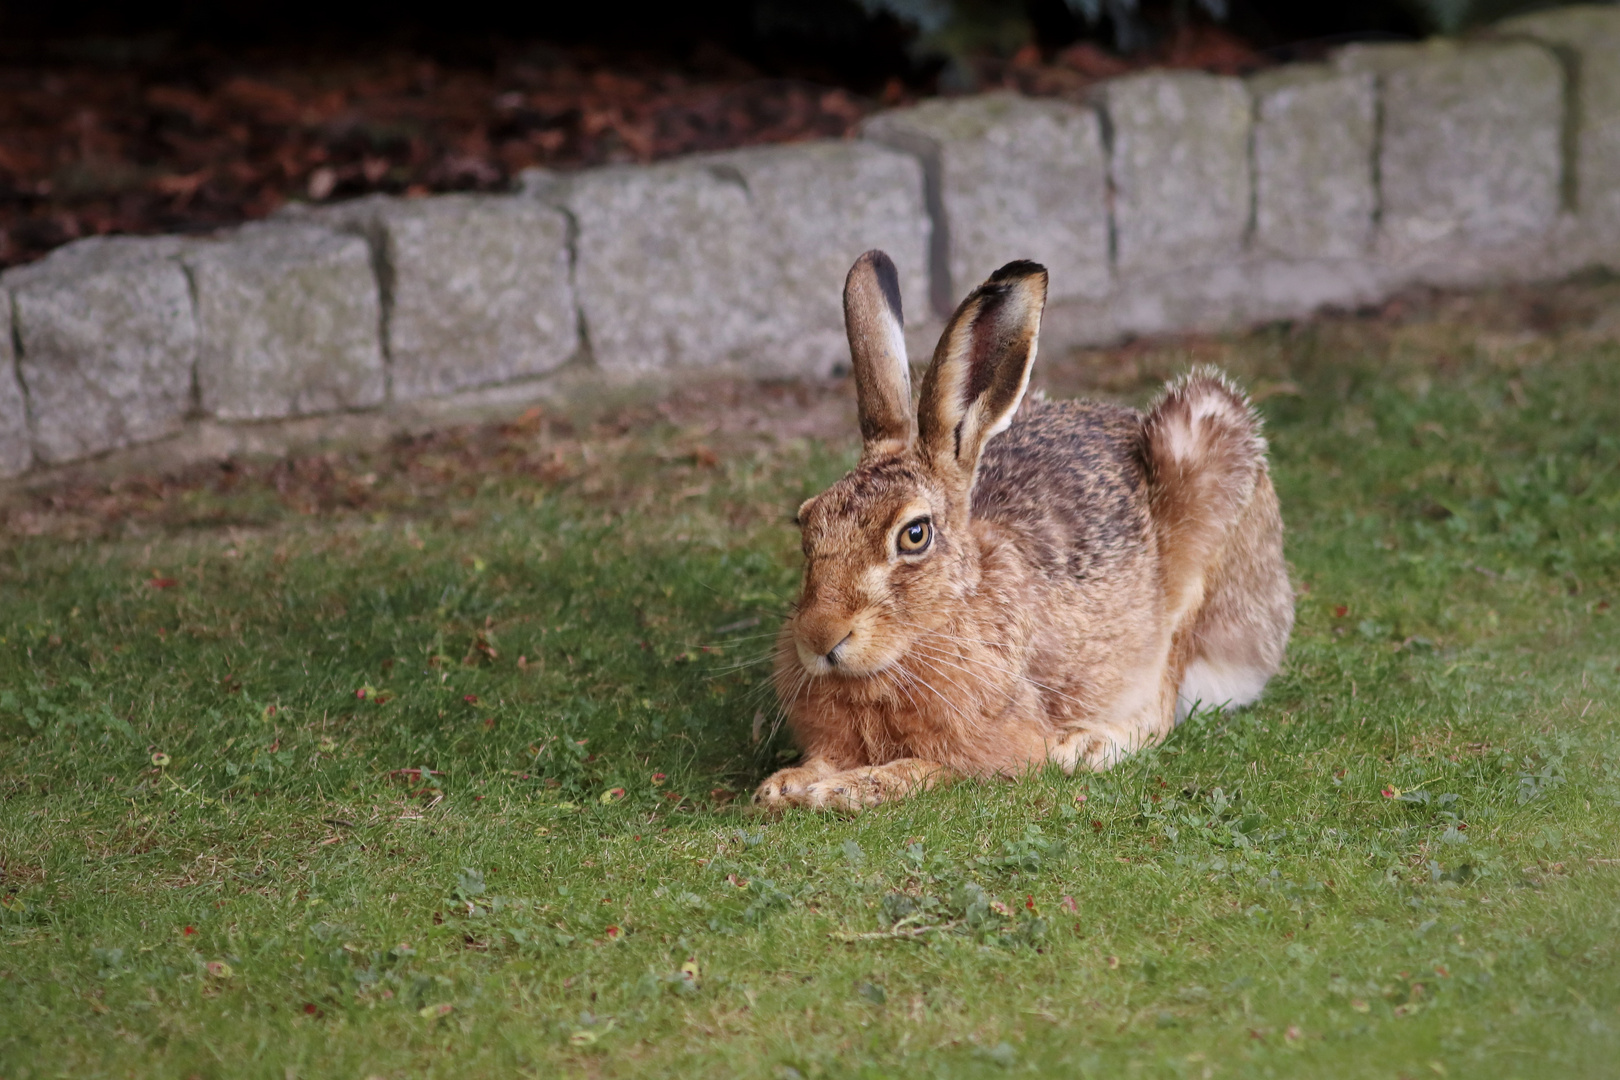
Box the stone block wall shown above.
[1337,39,1565,281]
[1498,5,1620,262]
[862,91,1110,313]
[3,6,1618,483]
[0,300,27,477]
[524,142,927,378]
[8,236,197,466]
[1107,71,1253,278]
[304,193,577,400]
[186,223,386,420]
[1250,65,1376,261]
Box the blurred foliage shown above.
[859,0,1228,59]
[854,0,1601,68]
[1397,0,1597,34]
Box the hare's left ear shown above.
[844,250,914,462]
[916,260,1048,484]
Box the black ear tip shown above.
[853,249,904,326]
[858,249,895,271]
[987,259,1047,284]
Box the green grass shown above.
[3,285,1620,1078]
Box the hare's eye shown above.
[897,518,932,555]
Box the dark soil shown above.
[0,25,1269,270]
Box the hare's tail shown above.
[1142,368,1293,717]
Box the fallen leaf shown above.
[307,166,336,200]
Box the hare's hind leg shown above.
[1176,469,1294,720]
[1143,370,1294,721]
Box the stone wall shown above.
[3,5,1618,483]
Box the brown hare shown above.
[754,251,1294,812]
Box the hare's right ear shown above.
[844,250,914,461]
[916,260,1047,486]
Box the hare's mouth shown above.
[795,632,851,677]
[794,627,899,679]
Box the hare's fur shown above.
[755,253,1293,812]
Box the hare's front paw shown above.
[754,763,879,812]
[760,759,955,813]
[754,761,837,809]
[801,769,886,813]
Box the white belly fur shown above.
[1176,658,1270,723]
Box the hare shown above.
[754,251,1294,812]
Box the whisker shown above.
[910,648,1023,719]
[912,653,993,727]
[912,638,1088,713]
[903,616,1084,716]
[890,667,937,732]
[704,652,779,678]
[742,676,781,706]
[706,645,778,664]
[901,653,983,735]
[916,626,1016,651]
[762,665,813,750]
[695,631,784,645]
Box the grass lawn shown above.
[3,280,1619,1079]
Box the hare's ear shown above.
[916,260,1047,484]
[844,250,914,460]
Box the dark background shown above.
[0,0,1578,268]
[0,1,1440,87]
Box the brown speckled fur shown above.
[755,254,1294,812]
